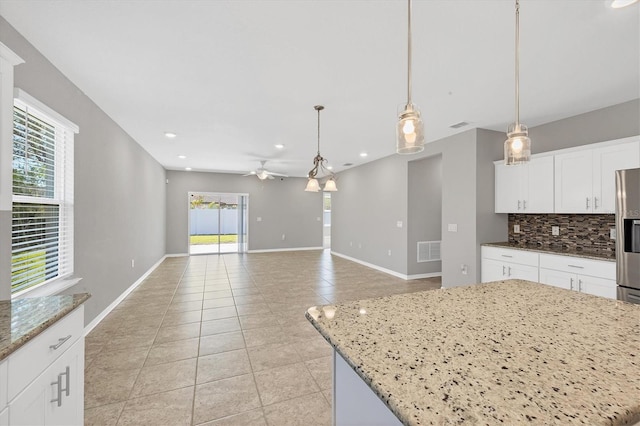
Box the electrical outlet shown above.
[388,249,392,256]
[514,224,520,233]
[282,234,285,241]
[257,217,262,222]
[461,264,468,275]
[552,226,560,236]
[396,221,403,228]
[131,259,135,268]
[610,228,616,240]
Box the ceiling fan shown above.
[243,160,288,180]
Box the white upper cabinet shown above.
[555,140,640,213]
[495,156,554,213]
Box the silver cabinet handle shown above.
[50,335,72,350]
[501,254,513,258]
[50,366,70,407]
[508,266,512,277]
[502,266,506,276]
[586,197,590,209]
[523,200,527,210]
[517,200,521,210]
[578,279,583,292]
[570,277,574,290]
[567,265,584,269]
[594,197,598,210]
[62,366,70,397]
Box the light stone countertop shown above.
[306,280,640,425]
[482,241,616,262]
[0,293,90,361]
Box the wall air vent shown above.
[449,121,469,129]
[417,241,441,263]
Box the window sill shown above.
[13,276,83,299]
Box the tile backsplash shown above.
[508,214,616,253]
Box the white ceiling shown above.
[1,0,638,178]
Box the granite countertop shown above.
[483,241,616,262]
[306,280,640,426]
[0,293,91,361]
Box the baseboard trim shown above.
[166,253,188,257]
[248,247,323,253]
[84,255,167,335]
[330,251,441,281]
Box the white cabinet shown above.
[495,156,554,213]
[555,141,640,213]
[9,339,83,426]
[481,246,539,283]
[539,254,617,299]
[3,306,84,426]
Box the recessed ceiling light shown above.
[185,167,192,171]
[178,155,186,159]
[610,0,638,7]
[274,144,285,149]
[360,152,368,157]
[164,132,177,138]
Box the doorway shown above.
[188,192,249,255]
[323,192,331,248]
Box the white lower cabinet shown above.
[539,253,617,299]
[9,338,83,426]
[2,306,84,426]
[481,246,539,283]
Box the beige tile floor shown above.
[84,250,441,425]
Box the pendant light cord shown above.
[515,0,520,127]
[317,107,321,155]
[407,0,413,106]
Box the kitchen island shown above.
[306,280,640,425]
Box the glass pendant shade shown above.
[396,104,425,154]
[305,178,320,192]
[323,178,337,192]
[504,123,531,165]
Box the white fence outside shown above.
[190,209,238,235]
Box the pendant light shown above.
[396,0,424,154]
[504,0,531,165]
[305,105,337,192]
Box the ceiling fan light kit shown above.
[305,105,337,192]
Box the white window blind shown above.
[11,91,77,296]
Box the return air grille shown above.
[417,241,441,262]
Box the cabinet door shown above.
[554,150,593,213]
[593,142,640,213]
[505,263,539,282]
[539,268,575,291]
[481,258,509,283]
[577,275,617,300]
[526,156,554,213]
[495,163,524,213]
[10,339,84,426]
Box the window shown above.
[11,90,78,296]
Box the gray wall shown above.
[165,171,323,253]
[407,155,442,276]
[0,17,167,325]
[331,128,506,286]
[529,99,640,152]
[330,155,409,274]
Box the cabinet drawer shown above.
[481,246,539,267]
[539,254,616,280]
[7,306,83,402]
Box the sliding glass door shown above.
[188,192,248,255]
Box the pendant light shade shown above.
[504,0,531,165]
[305,105,338,192]
[396,0,425,155]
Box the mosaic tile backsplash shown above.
[508,214,616,254]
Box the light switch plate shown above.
[396,221,403,228]
[448,224,458,232]
[610,228,616,240]
[552,226,560,236]
[514,224,520,233]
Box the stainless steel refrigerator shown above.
[616,168,640,304]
